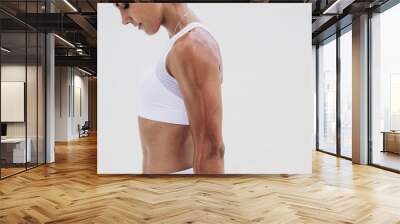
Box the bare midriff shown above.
[138,116,194,174]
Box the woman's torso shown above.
[138,22,222,173]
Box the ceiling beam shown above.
[55,55,96,69]
[322,0,356,14]
[67,13,97,44]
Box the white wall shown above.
[1,65,38,138]
[55,67,69,141]
[55,67,89,141]
[1,64,46,163]
[1,82,24,122]
[72,72,89,138]
[1,65,28,140]
[98,3,313,174]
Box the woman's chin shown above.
[144,30,155,35]
[144,26,161,36]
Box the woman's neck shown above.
[162,4,198,38]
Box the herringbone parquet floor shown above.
[1,134,400,224]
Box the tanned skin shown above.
[117,3,224,174]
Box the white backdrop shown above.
[98,3,313,174]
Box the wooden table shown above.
[381,131,400,154]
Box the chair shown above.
[79,121,90,138]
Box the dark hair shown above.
[115,3,130,9]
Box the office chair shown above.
[79,121,90,138]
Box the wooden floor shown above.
[373,150,400,171]
[1,135,400,223]
[1,163,45,178]
[1,167,26,178]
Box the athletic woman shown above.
[115,3,224,174]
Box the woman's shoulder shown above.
[171,28,220,63]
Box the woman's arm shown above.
[168,35,224,174]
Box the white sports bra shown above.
[138,22,210,125]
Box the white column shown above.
[46,33,55,163]
[45,0,56,163]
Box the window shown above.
[0,1,47,179]
[340,28,352,158]
[370,2,400,171]
[318,36,337,154]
